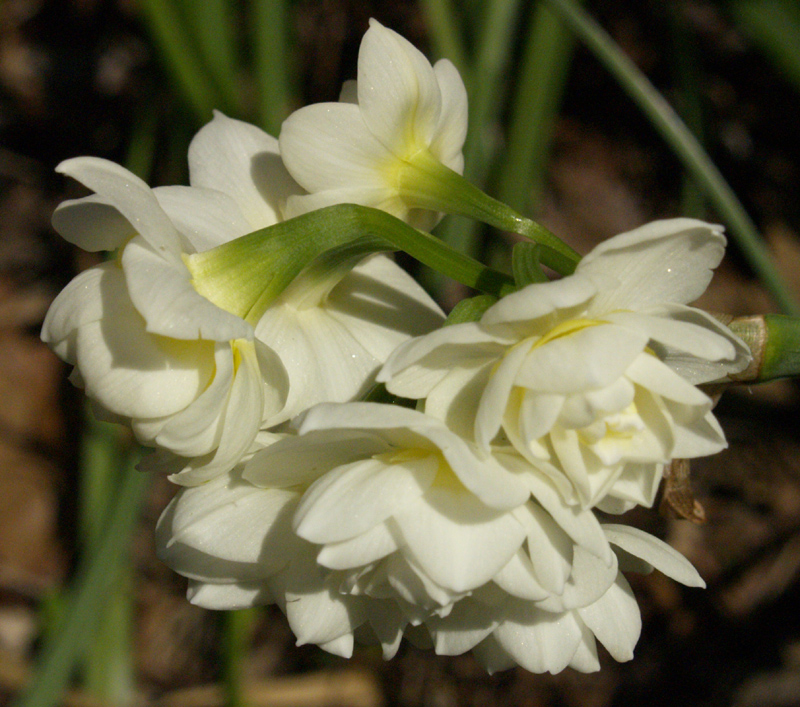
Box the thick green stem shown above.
[185,204,517,326]
[397,152,580,273]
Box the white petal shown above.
[318,634,355,658]
[254,303,383,418]
[429,59,468,168]
[480,274,597,331]
[471,636,517,674]
[52,194,134,251]
[57,157,183,259]
[625,352,712,407]
[188,111,299,229]
[41,263,109,360]
[279,556,368,647]
[426,599,499,655]
[494,604,583,674]
[245,428,388,488]
[280,102,391,192]
[424,360,492,439]
[121,236,252,341]
[154,185,250,252]
[523,471,613,564]
[578,573,641,661]
[392,487,526,593]
[606,310,737,363]
[381,322,503,399]
[133,341,233,454]
[174,338,266,483]
[603,462,663,509]
[187,580,272,609]
[73,270,215,419]
[493,549,550,601]
[579,219,726,311]
[669,408,727,458]
[536,546,618,612]
[156,472,298,570]
[283,186,404,220]
[646,304,752,383]
[568,623,601,673]
[513,502,572,595]
[325,254,445,361]
[294,454,438,544]
[514,323,649,395]
[517,390,564,442]
[366,602,407,659]
[475,337,534,450]
[317,523,399,569]
[358,19,442,155]
[603,524,705,587]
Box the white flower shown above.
[42,156,286,480]
[157,405,705,672]
[441,524,704,674]
[182,112,446,433]
[279,19,468,231]
[380,219,751,511]
[43,113,445,484]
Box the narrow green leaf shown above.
[512,241,548,286]
[251,0,294,135]
[420,0,471,82]
[444,294,498,325]
[545,0,800,315]
[138,0,224,122]
[12,451,149,707]
[434,0,525,280]
[77,416,135,705]
[177,0,242,115]
[221,609,257,707]
[498,1,576,213]
[730,0,800,94]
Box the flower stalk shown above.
[396,149,580,274]
[185,203,517,325]
[726,314,800,382]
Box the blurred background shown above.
[1,0,800,705]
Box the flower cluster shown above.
[44,20,750,674]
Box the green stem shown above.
[434,0,526,279]
[186,204,517,326]
[544,0,800,315]
[399,152,580,273]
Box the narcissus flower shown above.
[279,19,468,231]
[43,113,444,484]
[42,156,285,481]
[381,219,751,511]
[157,402,705,672]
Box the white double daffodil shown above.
[157,402,704,671]
[381,219,751,511]
[43,112,443,484]
[279,19,468,231]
